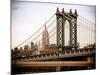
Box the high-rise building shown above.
[31,42,34,50]
[42,24,49,49]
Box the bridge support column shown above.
[87,57,94,69]
[67,66,70,70]
[56,66,61,72]
[87,57,93,62]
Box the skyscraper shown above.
[42,24,49,49]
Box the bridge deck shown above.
[15,61,94,67]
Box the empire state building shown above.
[42,24,49,49]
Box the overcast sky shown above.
[11,1,96,48]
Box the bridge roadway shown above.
[15,48,95,61]
[15,61,94,67]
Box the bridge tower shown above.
[56,8,78,50]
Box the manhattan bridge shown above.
[12,8,96,74]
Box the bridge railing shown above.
[13,47,95,61]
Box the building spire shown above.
[70,9,72,14]
[62,8,64,13]
[75,9,78,15]
[45,23,46,30]
[44,18,47,31]
[56,7,59,14]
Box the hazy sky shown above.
[11,1,96,48]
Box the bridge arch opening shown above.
[64,20,70,46]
